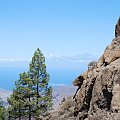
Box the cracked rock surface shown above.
[43,18,120,120]
[73,18,120,120]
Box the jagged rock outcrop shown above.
[43,18,120,120]
[73,18,120,120]
[115,17,120,37]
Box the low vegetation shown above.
[43,97,76,120]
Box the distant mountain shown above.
[0,88,12,106]
[46,53,97,62]
[46,53,97,69]
[52,85,77,110]
[0,85,77,109]
[0,88,12,101]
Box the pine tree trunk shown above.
[36,83,39,119]
[29,95,31,120]
[37,83,39,105]
[8,111,11,120]
[19,105,21,120]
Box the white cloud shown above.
[0,53,97,64]
[0,58,30,62]
[45,53,61,60]
[50,83,68,87]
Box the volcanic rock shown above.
[73,18,120,120]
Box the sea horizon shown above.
[0,66,86,90]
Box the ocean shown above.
[0,67,86,90]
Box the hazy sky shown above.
[0,0,120,59]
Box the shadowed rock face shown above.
[115,17,120,37]
[73,18,120,119]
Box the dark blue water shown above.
[0,67,86,90]
[0,67,28,90]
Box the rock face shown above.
[115,17,120,37]
[73,18,120,119]
[43,18,120,120]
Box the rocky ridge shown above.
[45,18,120,120]
[73,18,120,120]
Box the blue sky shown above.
[0,0,120,60]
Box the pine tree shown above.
[29,48,53,118]
[7,48,53,119]
[0,98,6,120]
[8,72,30,119]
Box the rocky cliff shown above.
[43,18,120,120]
[73,18,120,120]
